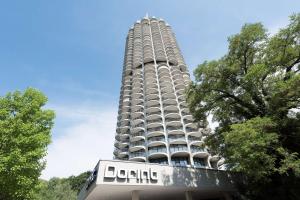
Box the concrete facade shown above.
[78,160,240,200]
[114,16,222,169]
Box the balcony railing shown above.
[129,151,146,158]
[130,141,145,147]
[191,146,206,153]
[147,127,164,134]
[147,119,162,124]
[131,131,144,137]
[165,118,181,123]
[168,136,186,142]
[148,147,167,155]
[188,136,201,142]
[167,127,183,132]
[148,136,165,143]
[164,110,179,115]
[169,145,188,153]
[132,123,144,128]
[186,127,197,132]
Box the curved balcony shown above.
[165,120,182,128]
[171,157,190,167]
[146,94,159,101]
[131,111,144,119]
[171,69,182,76]
[131,98,143,106]
[132,81,142,88]
[132,104,144,112]
[122,100,131,107]
[175,83,185,91]
[168,135,186,144]
[186,127,199,136]
[176,88,185,96]
[188,135,202,145]
[144,65,156,73]
[129,150,146,162]
[147,118,163,127]
[161,97,176,105]
[158,75,172,83]
[193,157,207,168]
[146,106,161,115]
[131,123,145,133]
[148,146,168,158]
[132,73,143,79]
[191,146,209,158]
[162,93,176,101]
[123,90,131,96]
[116,140,129,149]
[146,113,162,122]
[157,64,169,71]
[133,77,143,84]
[177,95,186,102]
[117,126,130,134]
[167,126,184,135]
[160,86,174,94]
[183,118,194,126]
[159,79,173,87]
[145,77,157,84]
[209,155,220,162]
[144,73,156,80]
[117,118,130,127]
[131,118,144,126]
[129,140,146,152]
[173,75,184,82]
[145,88,159,96]
[119,131,130,139]
[179,102,187,110]
[169,144,189,156]
[164,113,181,121]
[132,87,143,94]
[147,126,164,137]
[149,157,169,165]
[164,109,179,117]
[158,69,170,77]
[146,100,160,108]
[132,92,143,99]
[148,136,166,146]
[145,81,158,89]
[119,105,131,113]
[160,81,173,89]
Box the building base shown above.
[78,160,241,200]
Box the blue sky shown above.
[1,0,299,179]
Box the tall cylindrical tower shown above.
[114,16,217,169]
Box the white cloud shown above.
[41,104,117,180]
[267,18,289,36]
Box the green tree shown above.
[33,171,90,200]
[187,14,300,199]
[0,88,55,200]
[67,171,91,194]
[34,178,77,200]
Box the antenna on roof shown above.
[145,12,149,19]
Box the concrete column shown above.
[132,190,140,200]
[185,191,193,200]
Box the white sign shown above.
[104,165,158,183]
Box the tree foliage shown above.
[0,88,55,200]
[187,13,300,199]
[33,178,77,200]
[33,171,91,200]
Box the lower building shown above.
[78,160,240,200]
